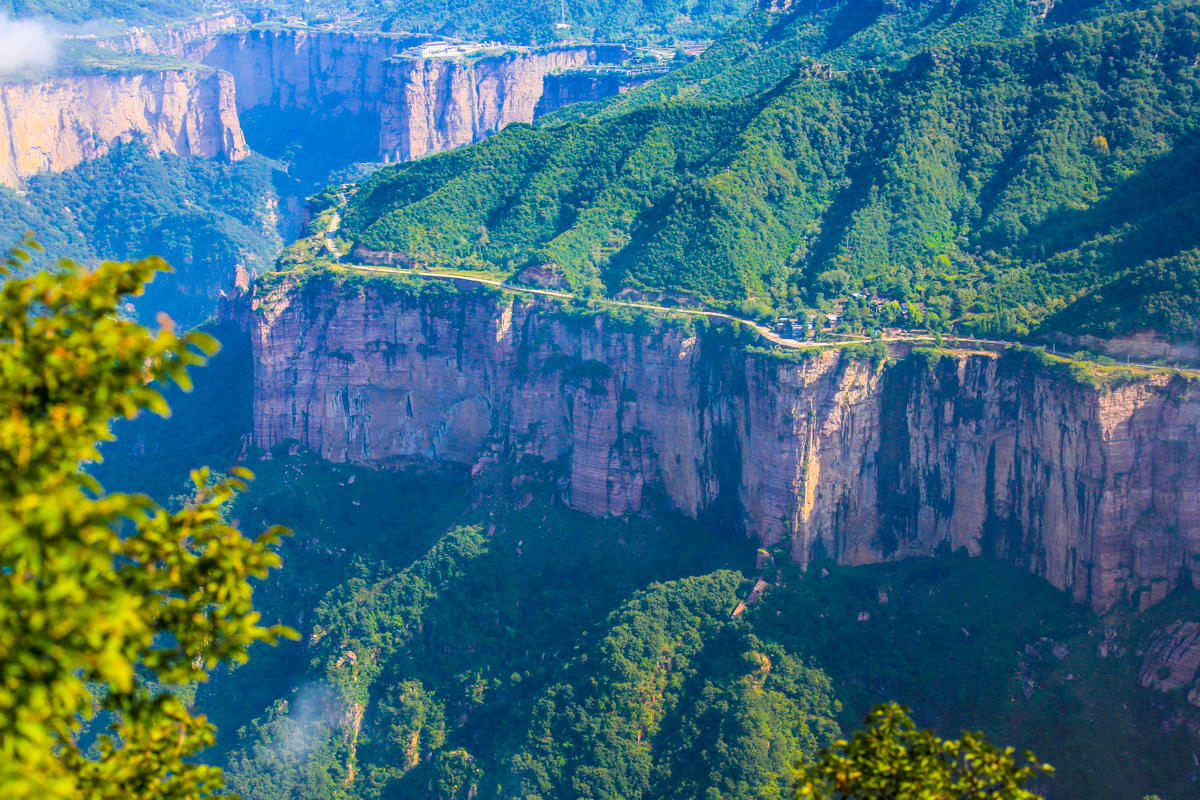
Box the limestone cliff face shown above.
[378,47,618,161]
[0,26,629,186]
[182,28,625,160]
[0,69,247,186]
[102,13,252,57]
[249,280,1200,613]
[181,29,419,116]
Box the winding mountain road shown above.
[342,263,1036,356]
[325,217,1178,370]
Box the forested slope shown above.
[0,0,195,23]
[298,0,753,43]
[569,0,1142,116]
[202,473,1198,800]
[0,143,290,328]
[343,0,1200,340]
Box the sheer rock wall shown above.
[182,28,624,160]
[378,46,622,160]
[0,27,629,187]
[249,279,1200,613]
[0,69,246,187]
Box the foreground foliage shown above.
[0,244,291,799]
[793,703,1052,799]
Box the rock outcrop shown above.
[1141,621,1200,699]
[102,12,252,57]
[378,47,622,161]
[0,24,639,187]
[180,29,420,117]
[248,277,1200,613]
[535,69,657,116]
[0,69,247,186]
[0,25,634,187]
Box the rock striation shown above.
[0,68,247,187]
[248,278,1200,613]
[377,47,622,161]
[180,28,419,117]
[102,13,252,57]
[1140,621,1200,700]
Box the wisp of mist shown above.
[0,16,56,74]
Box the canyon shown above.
[179,28,629,161]
[0,22,635,187]
[246,274,1200,615]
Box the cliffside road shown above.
[323,213,342,259]
[323,198,1175,369]
[341,263,1047,357]
[344,262,843,348]
[253,275,1200,616]
[340,263,1195,372]
[328,203,880,349]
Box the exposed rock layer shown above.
[249,280,1200,613]
[181,29,420,116]
[103,13,252,57]
[0,69,247,187]
[1141,621,1200,699]
[378,47,619,161]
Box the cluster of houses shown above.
[771,292,921,338]
[773,317,816,337]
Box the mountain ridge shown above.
[339,0,1200,344]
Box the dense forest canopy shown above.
[567,0,1145,116]
[0,0,198,23]
[201,472,1197,800]
[291,0,754,44]
[342,0,1200,341]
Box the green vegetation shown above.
[253,262,517,308]
[0,39,213,83]
[205,488,1199,800]
[216,487,763,799]
[276,0,753,45]
[0,245,289,799]
[792,703,1052,799]
[0,142,291,328]
[579,0,1133,117]
[1045,249,1200,341]
[3,0,752,44]
[341,0,1200,342]
[0,0,196,24]
[88,313,1200,799]
[34,0,1200,797]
